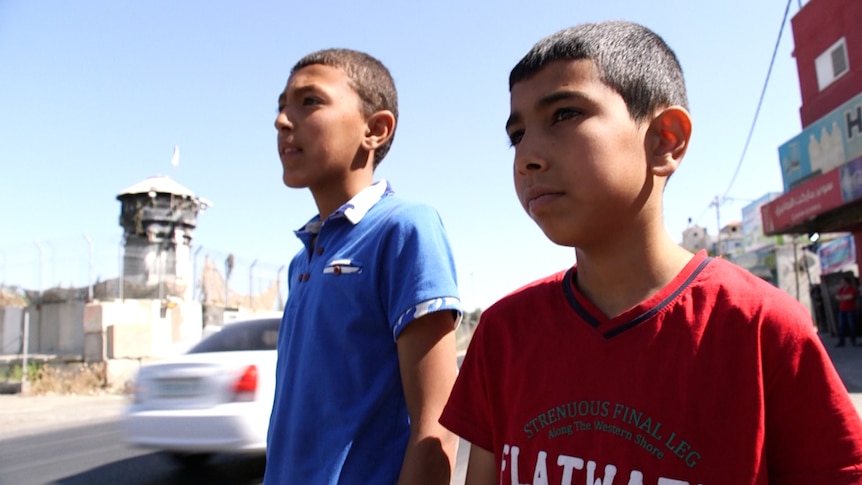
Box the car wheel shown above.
[167,452,213,468]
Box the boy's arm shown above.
[396,310,460,485]
[464,444,496,485]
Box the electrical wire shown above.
[721,0,793,201]
[691,0,794,230]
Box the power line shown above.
[721,0,793,200]
[691,0,794,232]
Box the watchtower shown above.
[116,175,212,300]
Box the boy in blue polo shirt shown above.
[264,48,462,484]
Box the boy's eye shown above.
[507,129,524,147]
[302,96,320,106]
[552,107,581,123]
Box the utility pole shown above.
[710,196,722,257]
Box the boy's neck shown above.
[573,228,694,319]
[311,171,375,221]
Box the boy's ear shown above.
[647,106,692,178]
[362,110,396,151]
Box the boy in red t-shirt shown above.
[441,21,862,484]
[836,275,859,347]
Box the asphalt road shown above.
[1,332,861,484]
[0,392,470,485]
[0,421,268,485]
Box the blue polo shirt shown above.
[265,180,461,484]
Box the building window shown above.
[832,43,848,77]
[816,37,849,91]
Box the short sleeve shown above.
[440,317,496,452]
[761,307,862,483]
[378,203,461,339]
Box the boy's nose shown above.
[513,143,548,174]
[274,111,292,131]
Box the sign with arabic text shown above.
[761,169,843,234]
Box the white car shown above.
[122,317,280,467]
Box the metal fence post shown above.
[277,265,286,311]
[21,312,30,395]
[249,259,258,310]
[83,233,94,301]
[193,246,203,301]
[34,241,44,301]
[118,239,124,301]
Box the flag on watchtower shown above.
[170,144,180,168]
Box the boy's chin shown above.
[536,226,580,249]
[538,229,577,248]
[282,174,308,188]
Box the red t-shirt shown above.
[441,251,862,484]
[838,284,858,313]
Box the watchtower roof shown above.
[117,175,196,199]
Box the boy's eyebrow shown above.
[505,89,590,131]
[277,85,323,106]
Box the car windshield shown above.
[188,318,281,354]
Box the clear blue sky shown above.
[0,0,804,310]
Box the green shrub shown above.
[1,361,42,382]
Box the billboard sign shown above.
[761,169,843,234]
[840,155,862,202]
[741,192,782,251]
[818,234,856,274]
[778,90,862,191]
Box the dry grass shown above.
[26,361,108,395]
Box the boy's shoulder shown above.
[699,255,796,298]
[366,193,444,226]
[690,256,815,329]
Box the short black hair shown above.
[292,48,398,166]
[510,21,688,123]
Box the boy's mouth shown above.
[279,142,302,156]
[523,187,564,213]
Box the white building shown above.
[681,224,712,254]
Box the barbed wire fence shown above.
[0,232,287,312]
[1,233,478,355]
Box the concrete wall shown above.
[78,299,202,389]
[7,303,86,356]
[0,307,23,355]
[3,298,206,389]
[2,299,203,360]
[83,299,203,362]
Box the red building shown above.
[792,0,862,127]
[762,0,862,270]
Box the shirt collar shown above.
[295,179,393,239]
[339,179,393,224]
